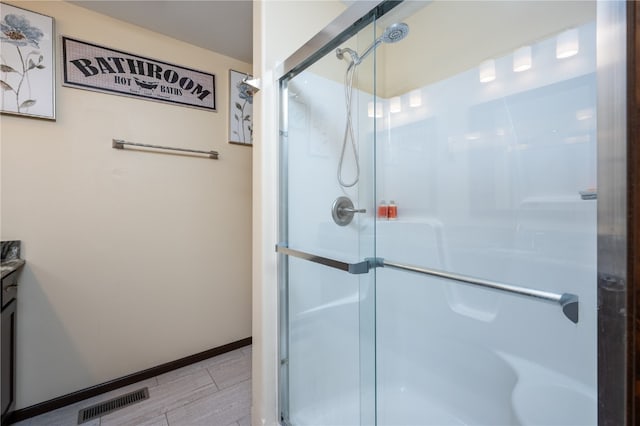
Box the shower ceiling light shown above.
[409,90,422,107]
[479,59,496,83]
[556,28,579,59]
[390,96,402,113]
[513,46,532,72]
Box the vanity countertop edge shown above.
[1,240,25,280]
[0,259,25,280]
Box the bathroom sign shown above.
[62,37,216,111]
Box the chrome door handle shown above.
[276,244,372,274]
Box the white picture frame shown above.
[229,69,253,145]
[0,3,55,120]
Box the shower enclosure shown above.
[277,1,626,425]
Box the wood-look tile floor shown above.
[15,345,251,426]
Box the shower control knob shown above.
[341,207,366,213]
[331,196,365,226]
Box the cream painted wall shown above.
[252,1,346,424]
[1,0,252,409]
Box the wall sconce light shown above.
[390,96,401,114]
[556,28,579,59]
[513,46,532,72]
[409,89,422,108]
[479,59,496,83]
[242,75,261,92]
[368,101,383,118]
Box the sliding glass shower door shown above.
[279,1,602,425]
[278,18,377,426]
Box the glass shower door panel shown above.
[281,22,376,426]
[375,2,597,426]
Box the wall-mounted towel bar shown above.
[112,139,219,159]
[276,243,579,323]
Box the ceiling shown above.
[71,1,253,63]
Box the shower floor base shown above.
[292,388,488,426]
[378,389,469,426]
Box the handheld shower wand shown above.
[335,23,409,188]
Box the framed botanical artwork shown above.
[0,3,55,120]
[229,69,253,146]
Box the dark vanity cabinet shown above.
[1,271,18,425]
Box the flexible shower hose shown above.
[338,61,360,188]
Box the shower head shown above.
[381,22,410,44]
[336,23,409,65]
[353,22,410,64]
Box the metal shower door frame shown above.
[596,1,628,425]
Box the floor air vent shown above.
[77,387,149,424]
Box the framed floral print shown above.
[0,3,55,120]
[229,69,253,146]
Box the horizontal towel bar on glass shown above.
[112,139,219,159]
[381,260,579,324]
[276,244,579,324]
